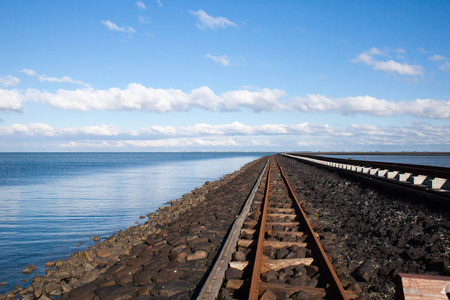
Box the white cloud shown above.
[38,75,90,87]
[20,69,90,87]
[429,54,447,61]
[188,9,237,30]
[0,89,24,112]
[352,47,385,64]
[427,54,450,71]
[0,123,133,137]
[125,137,237,148]
[2,122,448,151]
[352,48,424,76]
[58,138,238,149]
[156,0,162,7]
[58,141,125,149]
[0,123,55,136]
[0,122,338,138]
[64,125,135,137]
[0,75,20,87]
[403,99,450,118]
[101,20,136,34]
[136,1,147,10]
[139,122,337,138]
[372,60,423,75]
[21,68,37,76]
[286,94,340,114]
[23,84,287,113]
[221,88,287,112]
[27,84,216,112]
[4,85,449,118]
[205,54,230,66]
[286,94,450,118]
[189,86,222,111]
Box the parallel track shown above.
[199,156,356,299]
[287,153,450,179]
[285,153,450,197]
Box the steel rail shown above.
[275,157,349,300]
[197,157,271,300]
[199,155,353,299]
[248,156,273,300]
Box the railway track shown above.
[284,153,450,196]
[198,156,357,299]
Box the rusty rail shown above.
[276,157,349,299]
[198,155,354,299]
[248,157,273,299]
[197,158,270,300]
[248,156,350,299]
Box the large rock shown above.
[134,268,157,286]
[354,260,378,282]
[99,285,138,300]
[158,280,192,297]
[225,268,243,280]
[186,250,207,261]
[21,264,37,274]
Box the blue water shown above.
[0,152,272,293]
[324,155,450,168]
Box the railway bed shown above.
[199,156,358,299]
[275,154,449,299]
[199,154,449,299]
[285,153,450,198]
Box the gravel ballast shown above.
[277,154,450,299]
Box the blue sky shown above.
[0,0,449,152]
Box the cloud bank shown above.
[0,85,449,118]
[1,121,448,150]
[286,95,450,118]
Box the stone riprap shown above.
[0,157,268,300]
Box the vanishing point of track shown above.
[198,156,356,299]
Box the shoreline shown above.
[0,157,268,299]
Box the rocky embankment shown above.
[2,154,448,299]
[0,157,268,300]
[278,155,450,299]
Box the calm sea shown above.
[0,152,273,292]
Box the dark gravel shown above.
[277,154,450,299]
